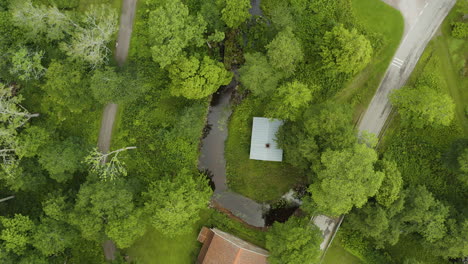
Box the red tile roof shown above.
[197,227,269,264]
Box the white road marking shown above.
[391,58,404,68]
[419,10,424,16]
[424,2,429,8]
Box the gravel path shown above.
[100,0,138,260]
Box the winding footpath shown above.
[99,0,138,260]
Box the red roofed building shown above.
[197,227,269,264]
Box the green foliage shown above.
[168,56,232,99]
[320,24,372,75]
[390,86,455,128]
[266,27,304,75]
[264,81,314,121]
[0,214,34,255]
[401,186,449,243]
[143,169,212,237]
[90,67,123,104]
[451,22,468,38]
[148,0,206,67]
[70,179,143,246]
[221,0,251,29]
[9,48,45,81]
[16,126,49,158]
[11,0,71,42]
[239,53,279,97]
[41,60,92,118]
[375,159,403,207]
[277,102,357,171]
[60,5,118,67]
[310,143,384,216]
[38,137,87,182]
[32,218,76,256]
[266,217,322,264]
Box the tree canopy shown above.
[320,24,372,75]
[266,27,304,75]
[148,0,206,67]
[239,53,280,97]
[266,216,322,264]
[310,143,384,216]
[143,169,212,237]
[168,56,232,99]
[265,81,314,121]
[390,86,455,128]
[221,0,251,29]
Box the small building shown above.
[197,227,269,264]
[249,117,283,162]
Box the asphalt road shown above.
[358,0,456,136]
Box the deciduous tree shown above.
[375,159,403,207]
[310,143,384,216]
[266,27,303,75]
[320,24,372,75]
[61,5,117,67]
[143,169,212,237]
[148,0,206,67]
[168,56,232,99]
[239,53,279,97]
[0,214,34,255]
[266,217,322,264]
[221,0,251,29]
[390,86,455,128]
[9,47,45,81]
[264,81,314,121]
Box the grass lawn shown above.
[127,209,266,264]
[225,97,306,202]
[323,240,362,264]
[335,0,404,122]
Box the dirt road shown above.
[358,0,456,136]
[100,0,138,260]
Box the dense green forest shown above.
[0,0,466,263]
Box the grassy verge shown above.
[335,0,404,122]
[127,209,266,264]
[225,97,306,202]
[323,240,362,264]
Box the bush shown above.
[451,22,468,39]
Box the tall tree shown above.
[61,5,117,67]
[264,81,314,121]
[310,143,384,216]
[266,217,322,264]
[148,0,206,67]
[69,179,145,247]
[9,48,45,81]
[84,147,135,181]
[0,214,34,255]
[390,86,455,128]
[41,60,91,118]
[168,56,232,99]
[266,27,304,75]
[277,102,357,170]
[32,218,76,256]
[143,169,212,237]
[221,0,251,29]
[239,53,279,97]
[375,159,403,207]
[11,0,71,42]
[38,137,87,182]
[320,24,372,75]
